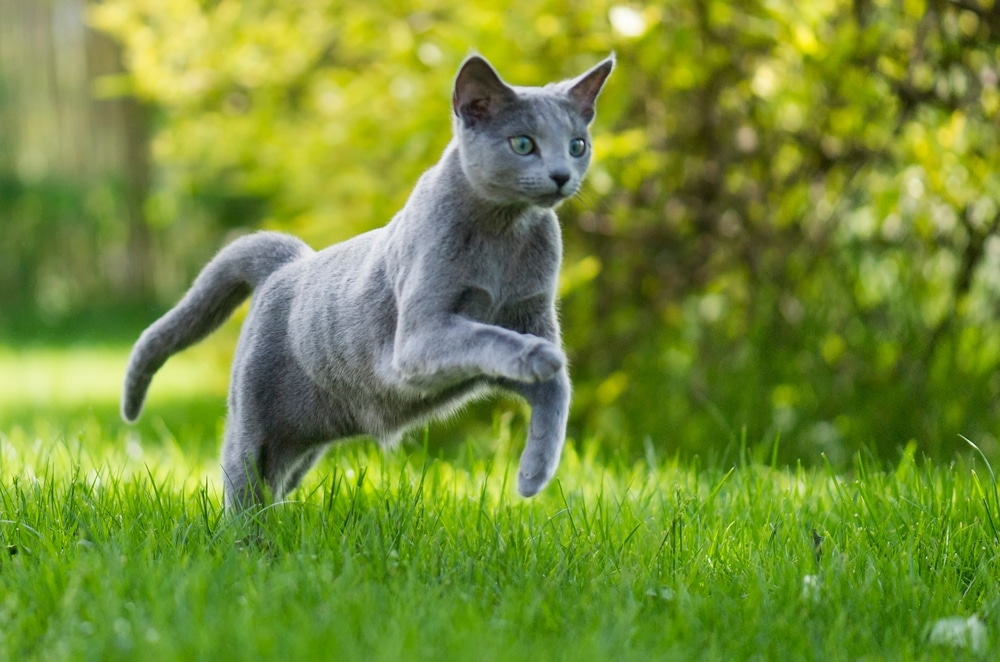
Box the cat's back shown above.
[283,226,396,372]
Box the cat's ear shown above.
[452,55,517,127]
[567,54,615,123]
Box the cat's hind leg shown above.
[280,445,329,497]
[220,423,329,509]
[221,424,268,510]
[221,343,333,509]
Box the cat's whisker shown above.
[566,189,592,208]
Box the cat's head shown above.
[451,54,615,209]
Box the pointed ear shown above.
[452,55,517,127]
[567,54,615,123]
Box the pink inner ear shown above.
[461,98,493,124]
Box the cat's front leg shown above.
[389,315,565,388]
[501,368,571,496]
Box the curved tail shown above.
[121,231,312,422]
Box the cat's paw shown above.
[518,341,565,383]
[517,446,559,497]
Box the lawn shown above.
[1,344,997,660]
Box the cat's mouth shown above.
[533,188,574,208]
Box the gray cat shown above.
[122,54,614,509]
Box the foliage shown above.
[0,175,120,313]
[83,0,1000,464]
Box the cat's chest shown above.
[452,283,545,323]
[451,283,551,332]
[450,230,558,325]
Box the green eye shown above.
[509,136,535,155]
[569,138,587,157]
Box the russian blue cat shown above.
[122,54,615,509]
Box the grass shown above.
[2,344,999,660]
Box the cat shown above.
[121,53,615,510]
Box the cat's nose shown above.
[550,171,571,190]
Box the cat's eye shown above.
[509,136,536,156]
[569,138,587,158]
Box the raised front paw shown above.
[518,340,565,383]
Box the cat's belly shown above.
[352,378,493,444]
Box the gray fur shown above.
[122,54,614,509]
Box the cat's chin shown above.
[533,193,570,209]
[473,186,566,209]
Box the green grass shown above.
[2,345,999,660]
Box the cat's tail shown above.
[121,231,312,422]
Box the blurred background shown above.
[2,0,1000,467]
